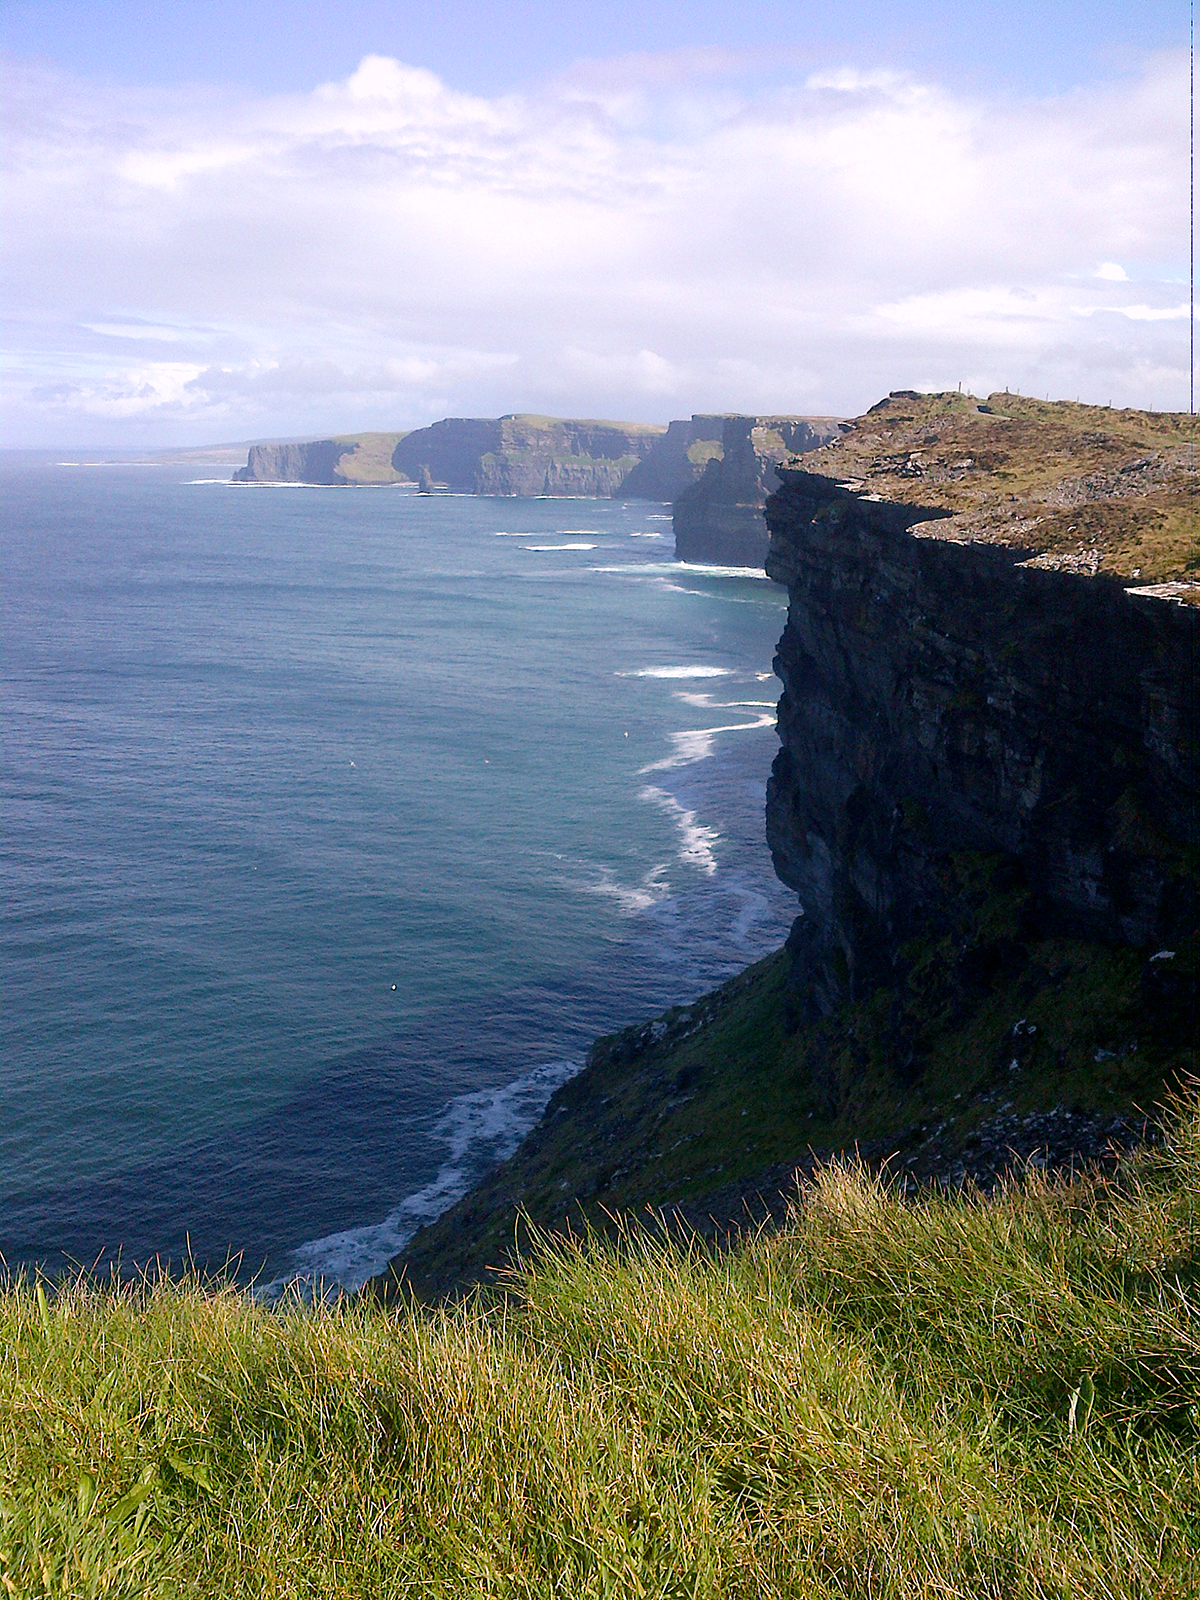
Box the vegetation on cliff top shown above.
[326,432,409,483]
[797,392,1197,588]
[3,1100,1197,1596]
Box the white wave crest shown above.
[672,691,778,709]
[638,711,776,774]
[617,665,734,679]
[600,561,771,580]
[522,542,597,551]
[639,785,719,876]
[259,1058,582,1298]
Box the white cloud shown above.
[1,46,1189,444]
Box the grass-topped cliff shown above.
[801,391,1196,591]
[3,1098,1198,1595]
[14,390,1194,1592]
[233,433,409,485]
[382,391,1197,1305]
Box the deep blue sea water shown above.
[1,462,798,1290]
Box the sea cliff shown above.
[375,392,1196,1304]
[765,438,1196,1020]
[233,433,408,485]
[672,415,843,565]
[230,412,841,512]
[391,414,668,495]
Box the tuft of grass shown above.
[2,1102,1198,1595]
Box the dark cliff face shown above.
[764,467,1198,1019]
[233,440,352,484]
[673,417,843,566]
[620,416,726,499]
[392,418,503,489]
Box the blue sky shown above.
[1,1,1191,445]
[1,0,1184,98]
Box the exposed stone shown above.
[764,466,1198,1019]
[672,416,844,566]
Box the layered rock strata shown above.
[372,392,1197,1305]
[764,396,1198,1019]
[392,414,672,496]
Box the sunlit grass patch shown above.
[2,1099,1197,1596]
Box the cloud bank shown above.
[2,48,1189,444]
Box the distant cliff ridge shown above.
[672,416,844,566]
[234,440,351,485]
[231,413,787,508]
[392,413,707,497]
[233,433,408,485]
[618,415,726,499]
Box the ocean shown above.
[1,461,798,1291]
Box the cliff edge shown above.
[371,393,1196,1304]
[765,391,1197,1022]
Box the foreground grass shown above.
[3,1110,1198,1596]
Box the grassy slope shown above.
[3,1107,1198,1596]
[328,432,410,483]
[388,860,1196,1302]
[802,393,1197,587]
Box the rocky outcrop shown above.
[764,464,1198,1021]
[672,416,844,565]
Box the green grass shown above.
[805,392,1197,584]
[3,1102,1198,1596]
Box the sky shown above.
[1,0,1192,446]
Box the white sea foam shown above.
[522,542,597,551]
[675,562,772,580]
[639,711,776,774]
[639,785,719,876]
[646,514,672,520]
[729,884,772,943]
[259,1058,582,1298]
[672,691,777,709]
[660,583,770,604]
[617,665,734,679]
[629,531,665,539]
[598,561,771,580]
[584,862,671,915]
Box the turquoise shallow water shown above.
[1,463,797,1288]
